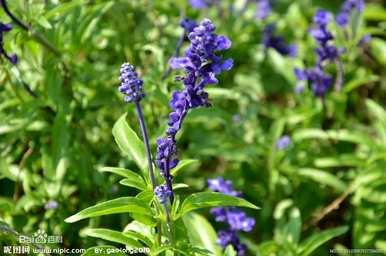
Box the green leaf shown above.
[124,220,153,242]
[171,159,199,177]
[83,228,142,247]
[370,38,386,66]
[314,155,364,168]
[177,192,259,219]
[81,246,126,256]
[298,226,348,256]
[183,213,222,256]
[112,114,147,171]
[119,178,147,191]
[65,197,152,223]
[99,167,138,178]
[297,168,347,192]
[224,245,237,256]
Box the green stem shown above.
[163,203,174,245]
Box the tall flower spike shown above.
[336,0,365,27]
[294,9,342,97]
[208,178,255,256]
[118,63,157,190]
[157,19,233,203]
[119,63,145,103]
[0,21,17,64]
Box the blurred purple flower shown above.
[358,34,371,46]
[208,178,254,255]
[276,135,291,150]
[263,24,297,57]
[254,0,271,20]
[44,200,58,210]
[189,0,210,9]
[232,114,241,123]
[336,0,365,27]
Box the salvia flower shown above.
[294,67,333,97]
[156,19,233,203]
[254,0,272,20]
[276,135,291,150]
[336,0,365,27]
[118,63,145,103]
[208,178,255,255]
[263,24,297,57]
[0,21,17,64]
[309,10,341,64]
[154,184,172,205]
[294,10,341,97]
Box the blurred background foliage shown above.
[0,0,385,255]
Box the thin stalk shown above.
[163,203,174,245]
[334,59,344,92]
[1,0,61,57]
[161,31,185,81]
[165,158,174,204]
[135,101,157,189]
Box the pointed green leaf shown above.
[99,167,139,178]
[112,114,147,170]
[183,212,222,256]
[297,168,347,192]
[65,197,151,223]
[177,192,259,219]
[171,159,199,177]
[298,226,348,256]
[83,228,143,247]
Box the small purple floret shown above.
[276,135,291,150]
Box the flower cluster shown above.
[208,178,255,256]
[118,63,145,103]
[0,21,17,64]
[263,24,297,57]
[310,10,341,64]
[154,184,172,205]
[294,10,341,97]
[156,19,233,202]
[336,0,364,27]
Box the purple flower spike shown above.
[337,0,365,27]
[118,63,145,103]
[157,19,232,203]
[208,178,254,255]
